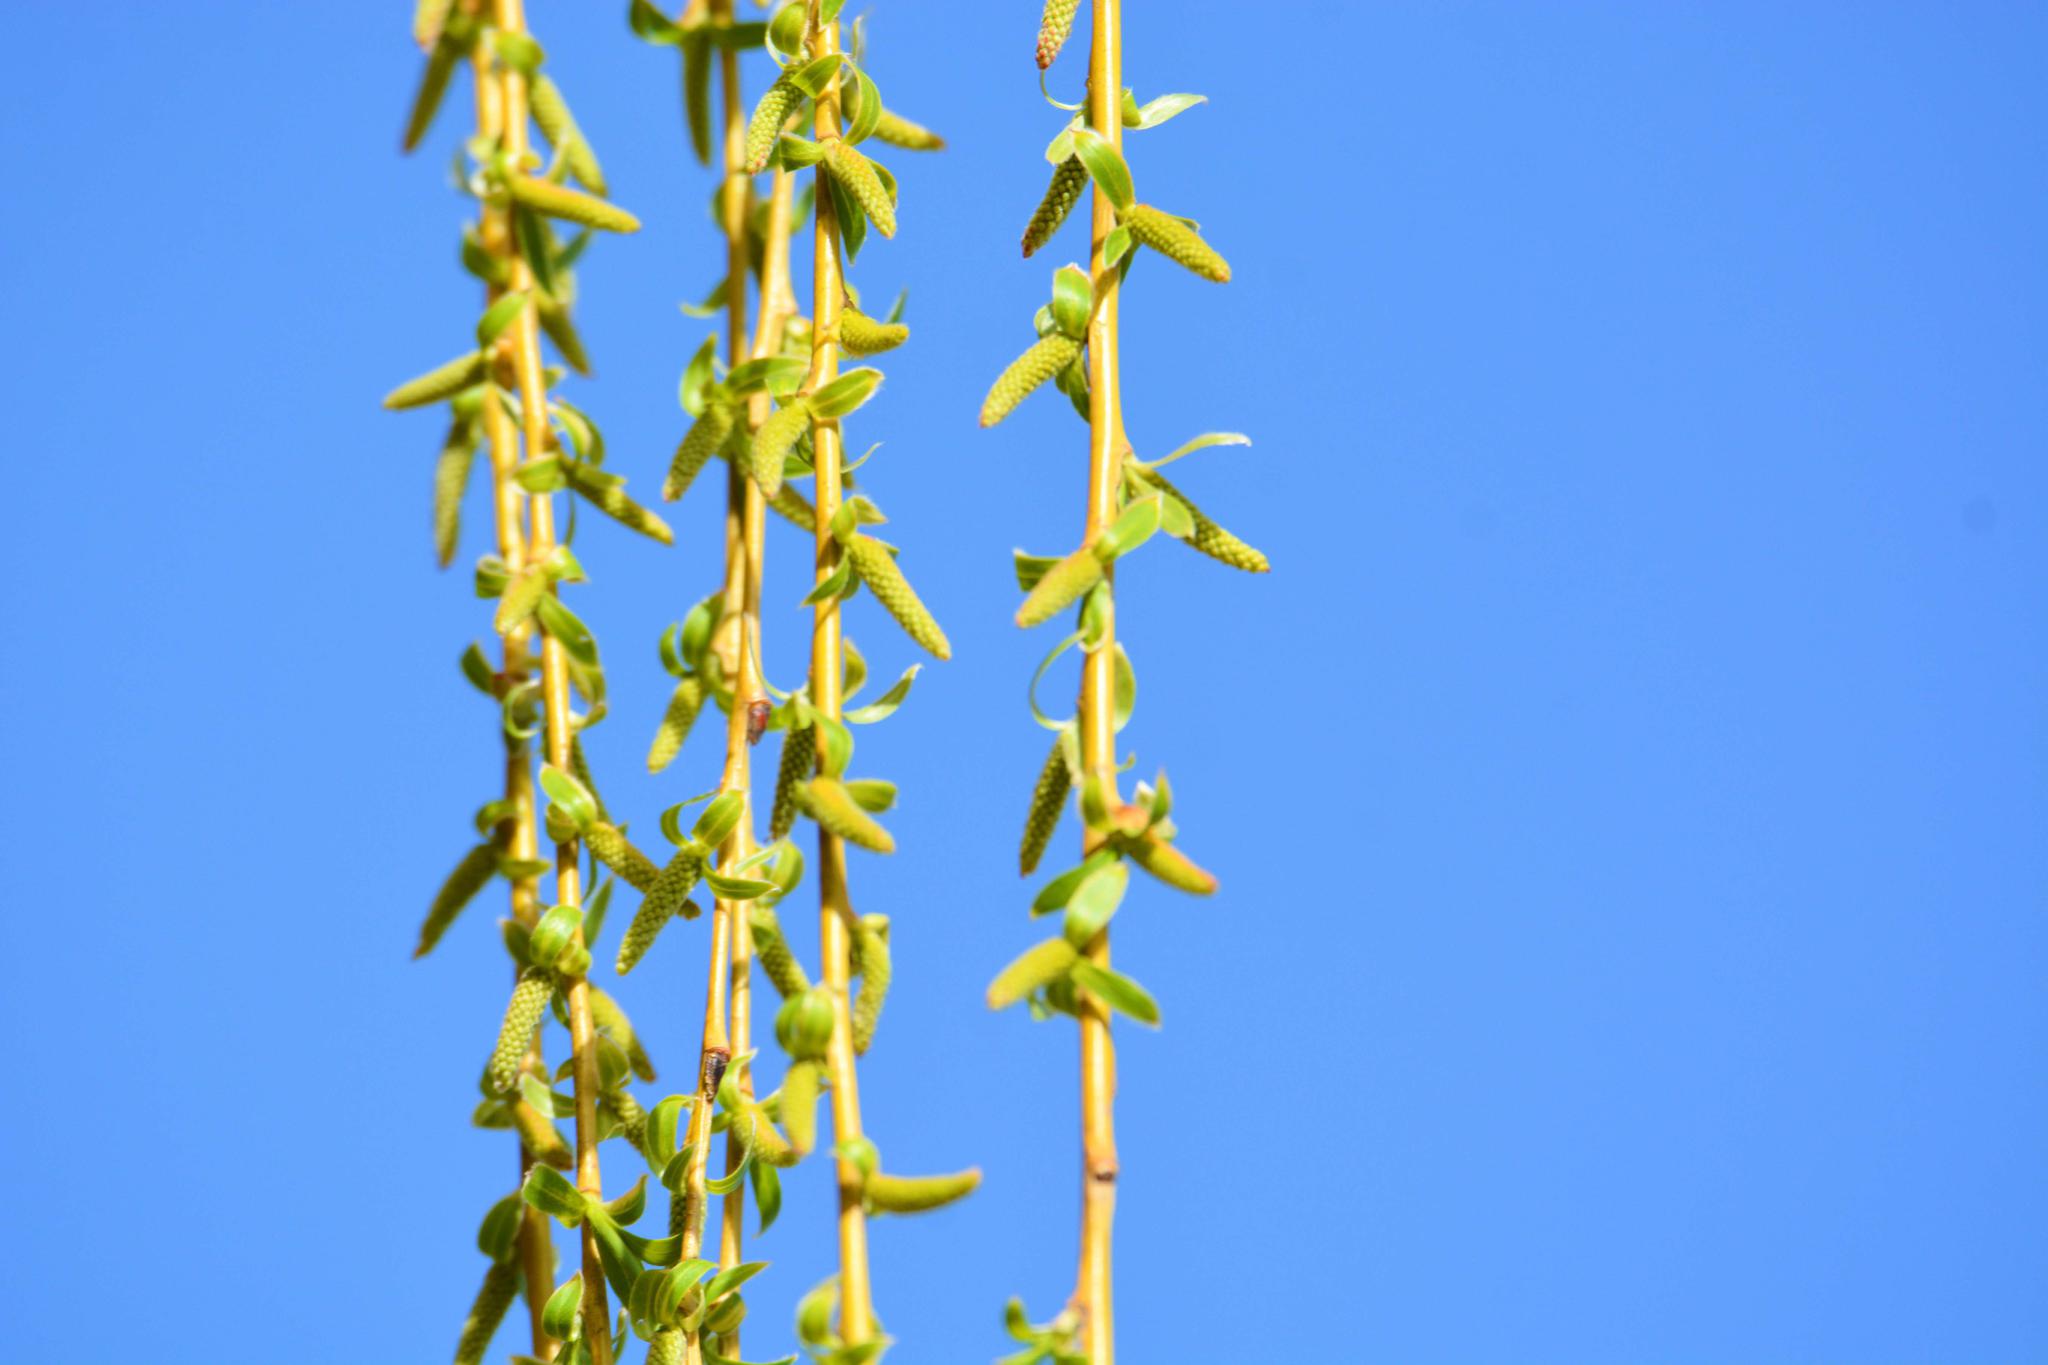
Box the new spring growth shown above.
[1037,0,1081,70]
[980,264,1091,428]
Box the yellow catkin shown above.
[979,333,1081,427]
[728,1099,799,1168]
[615,847,703,975]
[1120,829,1219,895]
[561,461,674,544]
[433,420,476,568]
[1015,545,1105,628]
[1121,203,1231,282]
[1021,156,1086,258]
[664,401,734,503]
[795,777,895,854]
[1036,0,1081,69]
[744,68,806,173]
[646,1328,686,1365]
[493,564,549,635]
[1018,737,1071,876]
[647,674,706,774]
[504,175,642,234]
[768,482,816,531]
[512,1095,574,1170]
[416,841,498,958]
[986,938,1078,1009]
[770,724,813,840]
[606,1086,648,1154]
[780,1060,822,1156]
[489,968,555,1093]
[870,109,945,151]
[585,821,660,892]
[529,75,607,194]
[864,1169,983,1215]
[851,921,891,1056]
[750,398,810,498]
[823,138,896,239]
[589,987,656,1082]
[1126,463,1269,572]
[749,903,811,997]
[383,351,486,410]
[844,536,951,659]
[615,896,673,976]
[836,307,908,356]
[453,1261,520,1365]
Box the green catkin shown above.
[750,398,810,498]
[980,333,1081,427]
[383,351,486,410]
[749,903,811,996]
[511,1095,574,1170]
[1019,737,1071,875]
[780,1060,821,1156]
[494,564,549,635]
[416,841,499,958]
[585,821,660,892]
[770,724,814,840]
[530,75,607,194]
[647,1328,686,1365]
[453,1261,520,1365]
[589,988,655,1082]
[823,138,897,239]
[1120,829,1219,895]
[796,776,896,854]
[1021,156,1086,258]
[728,1098,799,1167]
[1120,203,1231,283]
[863,1168,983,1215]
[615,846,705,975]
[1126,463,1270,572]
[1015,545,1105,628]
[851,921,891,1055]
[537,294,591,376]
[647,674,706,774]
[986,937,1079,1009]
[615,896,673,975]
[489,968,555,1093]
[870,109,945,151]
[504,175,642,234]
[663,401,735,502]
[1036,0,1081,69]
[837,307,908,356]
[844,536,952,659]
[606,1085,648,1154]
[403,37,460,153]
[744,66,806,173]
[560,461,675,544]
[769,482,816,531]
[433,419,476,568]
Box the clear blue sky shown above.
[4,3,2044,1362]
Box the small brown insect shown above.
[746,699,773,747]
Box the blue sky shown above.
[3,2,2044,1362]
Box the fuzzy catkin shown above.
[870,109,944,151]
[1019,738,1071,876]
[1121,829,1219,895]
[1121,203,1231,282]
[383,351,486,410]
[749,903,811,997]
[453,1261,520,1365]
[537,295,591,376]
[1015,545,1105,628]
[615,899,672,976]
[504,175,641,234]
[796,776,895,853]
[494,565,549,635]
[433,420,476,568]
[416,841,498,958]
[560,461,674,544]
[768,482,816,531]
[1036,0,1081,69]
[585,821,660,892]
[530,75,607,194]
[646,1328,686,1365]
[845,536,951,659]
[864,1168,983,1215]
[769,724,813,840]
[852,921,891,1055]
[590,987,655,1082]
[744,67,805,173]
[779,1059,822,1156]
[728,1098,798,1167]
[1022,157,1087,258]
[489,968,555,1093]
[647,674,706,774]
[980,333,1081,427]
[750,399,810,498]
[837,307,908,356]
[987,937,1079,1009]
[823,138,896,238]
[664,401,734,502]
[1126,464,1269,572]
[606,1085,648,1154]
[511,1095,574,1170]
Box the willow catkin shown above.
[749,903,811,997]
[1126,463,1269,572]
[823,138,896,239]
[1120,829,1219,895]
[779,1059,822,1156]
[383,351,486,410]
[1036,0,1080,69]
[769,723,813,840]
[851,921,891,1055]
[750,398,810,498]
[844,536,951,659]
[1121,203,1231,283]
[1019,737,1071,876]
[837,307,908,356]
[511,1095,574,1170]
[606,1085,648,1154]
[1015,545,1105,628]
[489,968,555,1092]
[589,987,655,1082]
[585,821,660,892]
[453,1261,520,1365]
[728,1098,798,1167]
[615,898,671,976]
[1021,156,1086,258]
[980,333,1081,427]
[494,564,549,635]
[530,74,607,194]
[433,419,476,568]
[870,109,945,151]
[744,66,806,173]
[505,175,642,234]
[646,1328,686,1365]
[537,294,592,376]
[416,841,499,958]
[987,937,1078,1009]
[647,674,706,773]
[664,401,734,503]
[795,776,895,854]
[616,848,703,975]
[560,461,675,544]
[768,482,816,531]
[864,1168,983,1215]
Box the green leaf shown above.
[477,1192,525,1265]
[702,870,773,900]
[628,0,684,44]
[842,62,882,145]
[1132,92,1206,128]
[726,355,807,397]
[750,1160,781,1234]
[536,593,599,665]
[842,663,918,724]
[986,937,1079,1009]
[806,367,884,419]
[492,30,545,73]
[541,1274,584,1342]
[1070,960,1160,1025]
[1069,128,1134,210]
[1062,860,1128,948]
[522,1163,589,1225]
[1050,265,1091,340]
[1014,551,1060,592]
[540,764,598,830]
[705,1149,752,1195]
[645,1096,689,1173]
[842,779,896,813]
[692,790,746,847]
[1152,430,1251,469]
[1032,848,1120,915]
[1095,495,1162,562]
[679,333,720,417]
